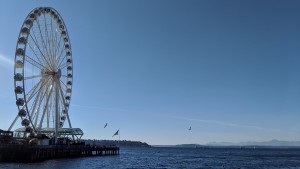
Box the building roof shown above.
[15,127,84,136]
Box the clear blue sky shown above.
[0,0,299,145]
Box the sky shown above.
[0,0,299,145]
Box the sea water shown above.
[0,147,299,169]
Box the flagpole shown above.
[112,129,120,147]
[118,129,120,148]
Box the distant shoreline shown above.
[153,139,300,148]
[83,139,151,147]
[152,144,300,149]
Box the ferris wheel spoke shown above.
[25,54,49,71]
[30,27,50,67]
[53,24,59,63]
[25,77,51,124]
[34,78,52,128]
[26,42,46,68]
[33,84,48,128]
[29,33,52,69]
[24,79,43,101]
[18,80,41,113]
[26,79,49,132]
[50,15,56,69]
[59,79,67,89]
[42,14,50,55]
[28,35,47,68]
[52,16,60,70]
[24,74,43,80]
[30,27,44,53]
[44,13,57,69]
[54,33,63,61]
[31,77,52,128]
[56,44,65,67]
[59,62,68,70]
[43,14,54,68]
[54,22,63,57]
[31,88,45,127]
[27,76,51,104]
[29,77,52,118]
[36,17,52,67]
[61,75,69,79]
[38,83,53,129]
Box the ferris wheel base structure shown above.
[14,127,84,140]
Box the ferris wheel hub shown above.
[57,69,61,79]
[41,69,61,79]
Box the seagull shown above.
[188,126,191,131]
[104,123,107,128]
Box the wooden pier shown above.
[0,144,119,162]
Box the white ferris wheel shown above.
[9,7,82,142]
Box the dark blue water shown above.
[0,147,299,169]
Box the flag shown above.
[112,130,119,137]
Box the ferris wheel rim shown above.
[12,7,73,133]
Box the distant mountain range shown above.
[206,139,300,147]
[173,139,300,148]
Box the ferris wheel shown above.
[9,7,74,138]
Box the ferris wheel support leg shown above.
[55,79,59,144]
[58,81,75,141]
[66,114,75,141]
[8,114,19,131]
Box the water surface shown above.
[0,147,299,169]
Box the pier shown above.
[0,144,119,162]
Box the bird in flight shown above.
[104,123,107,128]
[188,126,191,131]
